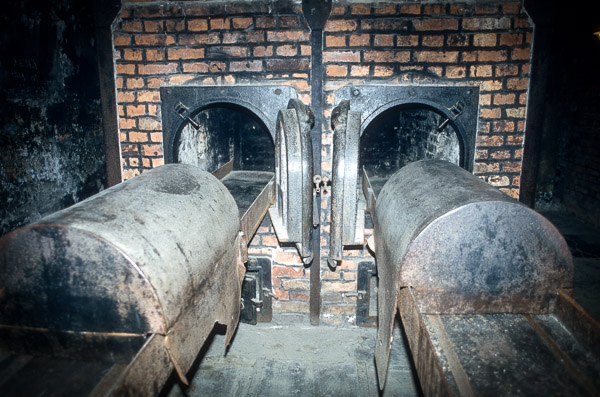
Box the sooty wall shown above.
[0,0,107,236]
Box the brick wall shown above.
[112,0,533,326]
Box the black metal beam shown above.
[302,0,331,326]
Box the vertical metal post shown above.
[302,0,331,325]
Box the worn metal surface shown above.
[329,100,363,266]
[0,164,243,385]
[160,86,298,164]
[335,85,479,172]
[269,101,315,264]
[373,160,574,388]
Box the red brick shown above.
[116,78,123,90]
[141,158,150,168]
[374,65,394,76]
[232,17,253,29]
[178,33,220,45]
[325,19,358,32]
[331,6,346,15]
[507,78,528,90]
[123,49,143,61]
[495,64,519,76]
[182,62,209,73]
[362,19,409,31]
[481,80,503,91]
[413,19,458,31]
[274,290,290,300]
[145,49,165,61]
[500,33,523,46]
[272,265,303,277]
[255,17,276,28]
[397,35,419,47]
[121,20,142,32]
[150,132,162,142]
[229,60,262,72]
[121,144,139,155]
[512,48,531,60]
[223,31,264,44]
[127,157,140,167]
[116,64,135,75]
[507,135,523,145]
[519,93,528,105]
[470,64,493,77]
[210,18,230,30]
[119,118,136,130]
[490,150,511,159]
[326,35,346,47]
[165,20,185,32]
[349,34,370,46]
[137,90,161,102]
[423,4,446,15]
[350,65,369,76]
[474,162,500,173]
[139,118,162,131]
[290,291,309,301]
[514,149,523,159]
[473,33,497,47]
[138,63,178,75]
[476,50,507,62]
[144,21,163,33]
[446,66,466,78]
[117,91,135,102]
[350,4,370,15]
[187,19,208,31]
[399,4,421,14]
[147,105,159,116]
[208,46,248,57]
[488,175,510,186]
[374,4,396,15]
[326,65,347,77]
[267,31,310,42]
[374,34,394,46]
[266,59,309,72]
[277,45,298,57]
[167,48,204,60]
[502,2,522,14]
[142,144,163,157]
[127,105,146,116]
[446,34,469,47]
[480,94,492,106]
[414,51,459,63]
[365,50,410,63]
[253,46,273,57]
[475,149,489,160]
[493,93,515,105]
[280,16,300,28]
[152,157,164,167]
[422,35,444,47]
[480,108,501,118]
[503,162,522,172]
[477,135,504,146]
[321,282,356,293]
[492,120,515,132]
[463,17,511,30]
[514,18,531,28]
[118,104,125,116]
[134,34,175,46]
[324,50,360,63]
[129,132,149,142]
[506,107,526,118]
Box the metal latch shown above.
[313,175,330,194]
[174,101,201,130]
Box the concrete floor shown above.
[163,321,420,397]
[162,211,599,397]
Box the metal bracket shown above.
[174,101,201,130]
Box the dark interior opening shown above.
[360,105,462,195]
[174,103,274,173]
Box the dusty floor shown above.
[162,211,599,397]
[163,321,420,397]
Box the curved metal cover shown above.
[0,164,241,336]
[160,85,298,164]
[372,160,573,388]
[269,100,315,263]
[335,85,479,172]
[329,100,363,265]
